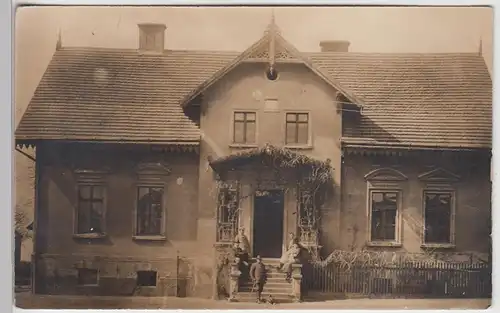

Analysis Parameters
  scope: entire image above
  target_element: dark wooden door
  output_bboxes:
[253,190,284,258]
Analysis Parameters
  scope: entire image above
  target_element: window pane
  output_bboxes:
[298,113,308,122]
[371,210,383,241]
[424,193,452,243]
[234,112,245,121]
[297,123,309,144]
[79,186,91,200]
[77,201,91,233]
[246,121,256,143]
[92,186,104,200]
[246,112,256,122]
[371,192,398,241]
[234,121,245,143]
[285,123,297,144]
[138,187,150,199]
[150,188,164,204]
[90,201,103,233]
[137,187,163,235]
[286,113,297,122]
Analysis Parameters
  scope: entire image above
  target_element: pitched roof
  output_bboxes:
[15,47,238,145]
[309,52,492,149]
[180,25,365,109]
[16,45,492,149]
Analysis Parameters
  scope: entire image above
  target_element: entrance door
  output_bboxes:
[253,190,284,258]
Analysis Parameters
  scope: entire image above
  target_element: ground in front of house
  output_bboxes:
[15,293,491,310]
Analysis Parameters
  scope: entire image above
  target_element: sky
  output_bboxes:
[14,6,493,124]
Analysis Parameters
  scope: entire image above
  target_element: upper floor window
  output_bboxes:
[423,192,453,244]
[233,112,256,144]
[285,112,309,145]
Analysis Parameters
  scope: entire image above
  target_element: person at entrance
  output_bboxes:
[233,227,250,280]
[249,255,267,303]
[277,233,301,282]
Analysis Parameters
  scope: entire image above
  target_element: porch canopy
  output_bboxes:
[208,144,333,185]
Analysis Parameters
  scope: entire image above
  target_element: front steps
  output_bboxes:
[234,258,296,303]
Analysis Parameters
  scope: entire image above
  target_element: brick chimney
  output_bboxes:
[319,40,350,52]
[138,23,166,53]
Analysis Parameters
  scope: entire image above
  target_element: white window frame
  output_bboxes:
[364,167,408,247]
[73,169,109,239]
[418,167,459,249]
[283,110,312,149]
[229,110,258,148]
[132,162,170,241]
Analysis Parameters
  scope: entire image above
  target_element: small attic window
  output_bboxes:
[266,65,279,81]
[138,24,166,53]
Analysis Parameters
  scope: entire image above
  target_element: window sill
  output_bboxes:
[73,233,107,240]
[421,243,456,249]
[284,145,313,150]
[229,144,258,149]
[133,235,166,241]
[366,241,402,248]
[214,242,233,248]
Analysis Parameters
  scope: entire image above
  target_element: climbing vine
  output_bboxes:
[209,144,333,262]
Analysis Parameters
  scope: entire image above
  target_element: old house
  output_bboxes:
[15,19,491,301]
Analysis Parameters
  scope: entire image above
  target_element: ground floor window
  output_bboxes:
[77,185,106,234]
[369,191,399,242]
[136,186,164,236]
[423,191,453,244]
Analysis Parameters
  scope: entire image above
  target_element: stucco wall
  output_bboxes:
[198,62,343,255]
[339,153,491,255]
[34,143,215,297]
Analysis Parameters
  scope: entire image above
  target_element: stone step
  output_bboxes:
[239,285,292,293]
[240,282,292,289]
[235,291,295,303]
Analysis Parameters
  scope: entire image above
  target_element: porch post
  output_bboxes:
[291,263,303,302]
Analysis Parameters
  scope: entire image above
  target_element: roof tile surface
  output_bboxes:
[16,47,492,149]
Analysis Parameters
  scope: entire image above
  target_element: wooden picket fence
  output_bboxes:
[302,261,491,298]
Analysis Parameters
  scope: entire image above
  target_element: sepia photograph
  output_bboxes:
[13,5,492,310]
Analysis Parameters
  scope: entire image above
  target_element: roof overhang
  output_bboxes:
[341,137,492,154]
[15,138,200,152]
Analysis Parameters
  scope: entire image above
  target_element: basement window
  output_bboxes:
[137,270,157,287]
[77,268,98,286]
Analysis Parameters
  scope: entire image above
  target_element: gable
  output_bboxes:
[417,167,460,182]
[180,24,364,110]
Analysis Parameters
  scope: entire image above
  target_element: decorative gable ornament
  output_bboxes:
[135,161,171,176]
[364,167,408,182]
[74,168,111,183]
[245,37,298,63]
[417,167,460,182]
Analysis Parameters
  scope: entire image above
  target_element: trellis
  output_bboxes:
[211,144,333,250]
